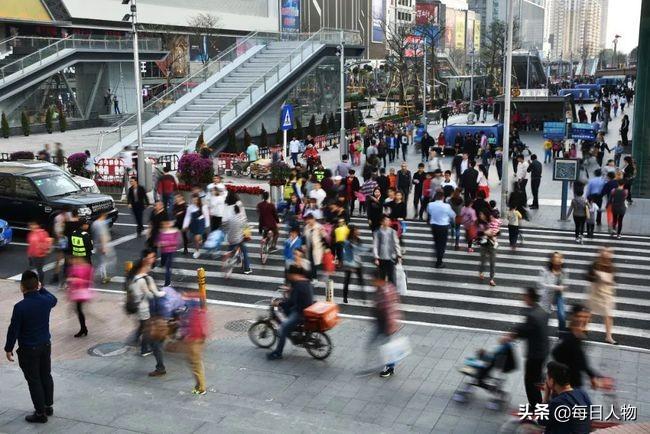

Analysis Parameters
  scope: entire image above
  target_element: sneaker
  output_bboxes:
[379,367,394,378]
[140,351,153,357]
[243,269,253,275]
[266,352,282,360]
[148,369,166,377]
[467,248,474,253]
[25,413,47,423]
[193,251,201,259]
[192,388,207,395]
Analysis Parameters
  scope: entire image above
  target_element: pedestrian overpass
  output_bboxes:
[97,29,363,159]
[0,35,166,121]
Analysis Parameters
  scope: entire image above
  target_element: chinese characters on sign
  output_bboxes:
[415,3,438,26]
[517,404,637,422]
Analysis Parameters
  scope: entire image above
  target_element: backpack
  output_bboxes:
[124,275,145,314]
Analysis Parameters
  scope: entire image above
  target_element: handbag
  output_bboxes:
[395,263,407,296]
[380,336,411,366]
[146,316,169,341]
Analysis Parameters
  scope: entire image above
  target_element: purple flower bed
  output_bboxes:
[178,152,214,185]
[67,152,88,177]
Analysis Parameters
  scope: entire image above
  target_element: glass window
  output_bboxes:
[0,176,14,196]
[15,177,40,199]
[32,173,80,197]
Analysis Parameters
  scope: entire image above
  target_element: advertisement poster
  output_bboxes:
[405,35,424,58]
[415,3,438,26]
[444,9,456,48]
[372,0,386,43]
[454,16,465,50]
[281,0,300,33]
[474,20,481,52]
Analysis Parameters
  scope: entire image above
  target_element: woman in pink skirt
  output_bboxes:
[67,257,93,337]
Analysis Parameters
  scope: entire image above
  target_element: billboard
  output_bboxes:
[0,0,52,21]
[405,35,424,58]
[444,8,456,48]
[415,3,438,26]
[281,0,300,33]
[474,20,481,52]
[372,0,386,43]
[454,13,465,50]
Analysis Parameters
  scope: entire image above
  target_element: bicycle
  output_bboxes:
[248,294,333,360]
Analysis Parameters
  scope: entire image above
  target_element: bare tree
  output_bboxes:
[142,25,189,90]
[480,20,521,92]
[187,13,221,64]
[382,21,419,107]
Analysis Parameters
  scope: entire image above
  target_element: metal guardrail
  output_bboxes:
[0,34,162,83]
[177,28,362,150]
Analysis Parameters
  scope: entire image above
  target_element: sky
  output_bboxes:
[606,0,641,53]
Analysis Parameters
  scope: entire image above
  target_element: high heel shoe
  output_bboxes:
[74,329,88,338]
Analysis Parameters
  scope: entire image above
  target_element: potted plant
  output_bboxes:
[178,152,214,194]
[269,160,290,204]
[1,112,9,139]
[45,108,53,134]
[21,112,30,136]
[58,108,67,132]
[68,152,91,178]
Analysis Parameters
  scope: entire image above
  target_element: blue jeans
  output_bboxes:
[161,252,174,286]
[229,242,251,272]
[555,292,567,331]
[273,311,302,356]
[544,149,552,163]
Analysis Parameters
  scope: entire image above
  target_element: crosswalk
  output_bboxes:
[106,216,650,350]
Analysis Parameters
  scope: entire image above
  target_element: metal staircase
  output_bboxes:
[98,29,362,159]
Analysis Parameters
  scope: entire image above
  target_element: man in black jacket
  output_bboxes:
[502,287,549,408]
[376,168,389,199]
[4,271,58,423]
[127,177,149,236]
[527,154,543,209]
[421,132,435,162]
[267,266,314,360]
[412,163,427,219]
[461,160,479,202]
[397,163,412,203]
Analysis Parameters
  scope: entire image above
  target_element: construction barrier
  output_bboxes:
[95,158,126,183]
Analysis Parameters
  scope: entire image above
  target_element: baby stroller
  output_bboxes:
[453,342,516,410]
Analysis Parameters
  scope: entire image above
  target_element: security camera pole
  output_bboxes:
[125,0,145,187]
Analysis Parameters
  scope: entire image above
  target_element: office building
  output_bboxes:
[388,0,416,31]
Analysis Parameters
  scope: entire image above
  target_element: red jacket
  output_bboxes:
[157,174,177,195]
[257,201,279,230]
[27,228,52,258]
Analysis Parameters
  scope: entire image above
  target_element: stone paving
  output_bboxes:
[0,280,649,433]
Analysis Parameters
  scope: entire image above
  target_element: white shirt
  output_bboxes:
[460,159,469,174]
[289,139,301,154]
[208,192,226,217]
[516,161,529,181]
[309,188,327,207]
[441,179,457,190]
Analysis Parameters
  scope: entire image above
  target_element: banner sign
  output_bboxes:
[281,0,300,33]
[543,122,566,140]
[571,123,597,141]
[415,3,438,25]
[372,0,386,43]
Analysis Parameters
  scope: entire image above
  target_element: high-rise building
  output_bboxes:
[548,0,603,61]
[599,0,609,49]
[467,0,545,51]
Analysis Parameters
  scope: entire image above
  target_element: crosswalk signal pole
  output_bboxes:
[500,0,515,217]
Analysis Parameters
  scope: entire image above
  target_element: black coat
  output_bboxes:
[127,185,149,208]
[461,168,479,190]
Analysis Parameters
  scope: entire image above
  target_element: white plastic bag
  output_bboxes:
[395,263,407,296]
[380,336,411,366]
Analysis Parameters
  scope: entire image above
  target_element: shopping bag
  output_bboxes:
[606,204,614,227]
[395,263,407,296]
[380,336,411,366]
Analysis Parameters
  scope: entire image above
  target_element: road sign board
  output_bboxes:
[571,123,597,141]
[543,122,565,140]
[280,105,294,131]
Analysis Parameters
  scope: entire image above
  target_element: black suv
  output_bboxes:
[0,161,118,229]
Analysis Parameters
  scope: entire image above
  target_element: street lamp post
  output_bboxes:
[469,50,474,112]
[422,40,427,127]
[500,0,515,216]
[124,0,145,187]
[338,36,346,160]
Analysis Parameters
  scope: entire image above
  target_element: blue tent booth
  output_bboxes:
[443,122,504,152]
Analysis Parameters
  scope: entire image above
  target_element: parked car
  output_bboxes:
[0,161,118,230]
[0,219,12,246]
